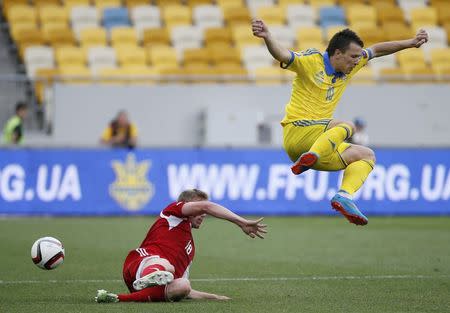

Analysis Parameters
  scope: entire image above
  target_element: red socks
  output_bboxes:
[118,286,166,302]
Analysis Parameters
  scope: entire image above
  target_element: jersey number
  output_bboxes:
[185,240,193,255]
[326,86,335,101]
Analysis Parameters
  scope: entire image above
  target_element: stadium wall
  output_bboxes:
[50,84,450,147]
[0,148,449,216]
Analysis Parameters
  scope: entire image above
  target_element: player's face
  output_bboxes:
[336,42,363,74]
[189,214,206,229]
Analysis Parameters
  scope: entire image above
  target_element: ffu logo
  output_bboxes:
[109,153,154,211]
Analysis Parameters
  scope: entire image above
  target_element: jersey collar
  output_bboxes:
[323,51,345,81]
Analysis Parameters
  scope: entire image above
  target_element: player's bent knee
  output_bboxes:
[167,278,191,302]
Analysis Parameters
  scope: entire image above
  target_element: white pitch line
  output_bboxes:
[0,275,449,285]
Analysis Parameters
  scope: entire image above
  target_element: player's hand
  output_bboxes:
[240,217,267,239]
[252,19,269,39]
[411,29,428,48]
[214,294,231,300]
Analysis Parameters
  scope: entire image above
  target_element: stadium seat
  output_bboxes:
[215,0,244,10]
[79,27,108,47]
[116,46,147,66]
[185,0,214,9]
[15,27,44,59]
[204,27,233,48]
[70,6,100,38]
[55,46,86,67]
[337,0,367,6]
[59,65,92,83]
[94,0,122,11]
[8,5,38,25]
[153,0,181,8]
[184,64,216,84]
[383,22,413,41]
[122,66,159,84]
[286,4,316,29]
[397,49,428,72]
[246,0,276,18]
[171,25,203,53]
[369,53,397,76]
[397,0,428,22]
[97,67,127,84]
[268,25,296,49]
[346,5,377,27]
[103,7,131,29]
[88,46,117,73]
[43,25,76,47]
[209,47,241,67]
[39,5,69,27]
[131,5,161,40]
[232,25,262,48]
[110,27,139,46]
[278,0,303,8]
[256,6,285,26]
[215,64,248,83]
[223,7,251,27]
[410,7,438,29]
[147,46,179,67]
[64,0,91,11]
[352,25,385,47]
[377,6,405,25]
[24,45,55,78]
[367,0,396,5]
[182,48,210,66]
[124,0,151,9]
[319,6,347,28]
[309,0,336,9]
[142,28,171,46]
[3,0,29,20]
[33,0,61,9]
[430,48,450,68]
[241,46,275,71]
[253,66,284,85]
[297,26,324,45]
[163,5,192,31]
[435,4,450,25]
[421,27,448,56]
[193,5,224,30]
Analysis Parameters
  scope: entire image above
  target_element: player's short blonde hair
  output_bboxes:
[177,189,209,202]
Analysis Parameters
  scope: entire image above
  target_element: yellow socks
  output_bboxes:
[309,123,353,157]
[340,159,375,195]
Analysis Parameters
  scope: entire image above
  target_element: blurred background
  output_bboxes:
[0,0,449,216]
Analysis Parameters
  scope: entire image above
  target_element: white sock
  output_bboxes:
[337,190,353,200]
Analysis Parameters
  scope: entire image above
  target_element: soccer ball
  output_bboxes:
[31,237,65,270]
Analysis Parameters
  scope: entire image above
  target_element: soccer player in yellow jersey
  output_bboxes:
[252,19,429,226]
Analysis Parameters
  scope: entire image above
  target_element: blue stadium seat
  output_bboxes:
[103,7,131,29]
[319,6,347,28]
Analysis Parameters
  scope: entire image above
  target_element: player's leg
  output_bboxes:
[330,144,375,226]
[133,256,175,291]
[291,119,355,175]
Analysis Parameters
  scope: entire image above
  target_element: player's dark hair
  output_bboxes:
[326,29,364,56]
[15,101,27,112]
[177,189,209,202]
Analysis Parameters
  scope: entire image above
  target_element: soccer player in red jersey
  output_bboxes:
[95,189,267,303]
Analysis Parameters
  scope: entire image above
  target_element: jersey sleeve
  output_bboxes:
[130,124,138,138]
[280,49,318,74]
[161,202,186,218]
[101,126,112,141]
[348,48,373,77]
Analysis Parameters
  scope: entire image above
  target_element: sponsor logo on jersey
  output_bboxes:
[109,153,154,211]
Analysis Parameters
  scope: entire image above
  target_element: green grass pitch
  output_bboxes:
[0,216,449,313]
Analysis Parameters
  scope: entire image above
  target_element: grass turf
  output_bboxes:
[0,216,449,313]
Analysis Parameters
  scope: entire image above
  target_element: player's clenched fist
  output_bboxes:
[412,29,429,48]
[252,19,269,39]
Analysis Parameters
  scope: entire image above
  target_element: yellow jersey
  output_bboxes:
[280,48,373,125]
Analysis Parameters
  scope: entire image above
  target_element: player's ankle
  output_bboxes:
[337,190,353,200]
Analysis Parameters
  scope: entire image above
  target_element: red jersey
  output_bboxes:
[125,202,195,281]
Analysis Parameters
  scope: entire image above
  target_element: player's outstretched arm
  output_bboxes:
[252,19,291,64]
[369,29,429,58]
[187,289,230,300]
[182,201,267,239]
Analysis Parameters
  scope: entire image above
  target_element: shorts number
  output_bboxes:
[326,86,334,101]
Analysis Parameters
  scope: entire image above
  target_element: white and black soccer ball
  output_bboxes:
[31,237,65,270]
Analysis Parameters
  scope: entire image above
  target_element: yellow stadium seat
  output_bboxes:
[383,23,413,41]
[278,0,303,9]
[8,5,38,24]
[110,27,139,46]
[16,29,46,60]
[142,28,171,46]
[153,0,181,8]
[116,46,147,66]
[296,26,323,43]
[215,64,248,83]
[367,0,396,5]
[59,65,92,84]
[216,0,244,10]
[183,48,210,67]
[183,64,216,84]
[435,4,450,25]
[377,6,405,25]
[39,5,68,27]
[98,67,127,85]
[253,66,284,85]
[43,25,76,47]
[123,66,159,84]
[63,0,91,10]
[349,66,375,84]
[34,0,62,9]
[185,0,214,9]
[398,49,427,70]
[346,5,377,26]
[351,25,385,47]
[232,25,261,47]
[410,7,438,29]
[325,26,348,42]
[162,5,191,30]
[94,0,121,11]
[208,47,241,67]
[204,27,232,47]
[79,27,107,47]
[124,0,151,9]
[3,0,29,20]
[55,46,86,67]
[309,0,335,8]
[147,46,178,67]
[223,7,251,27]
[338,0,366,5]
[430,48,450,66]
[34,68,59,104]
[257,6,285,25]
[432,64,450,81]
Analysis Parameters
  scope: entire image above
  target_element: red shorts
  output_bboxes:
[122,246,166,292]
